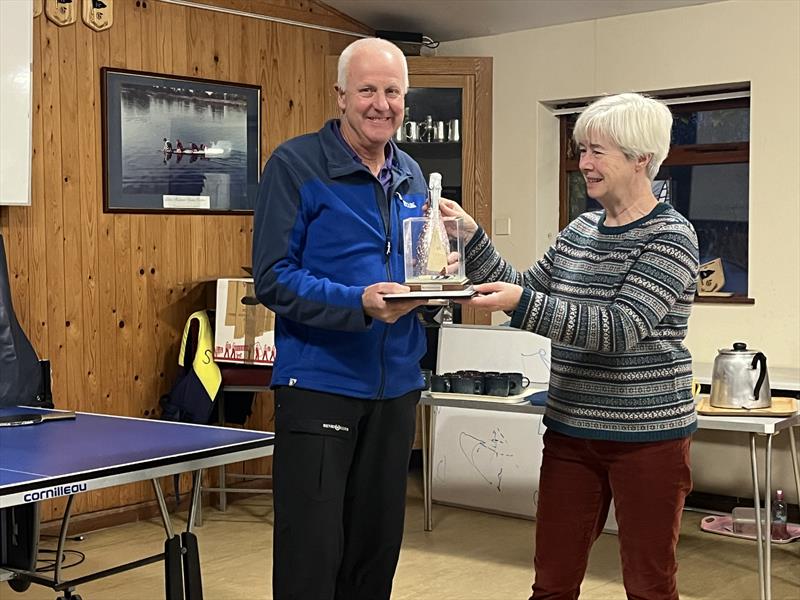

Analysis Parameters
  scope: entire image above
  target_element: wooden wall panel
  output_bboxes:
[0,0,369,523]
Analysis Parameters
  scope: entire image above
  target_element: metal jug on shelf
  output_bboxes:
[432,120,446,142]
[709,342,771,409]
[395,106,410,142]
[447,119,460,142]
[419,115,435,142]
[404,121,419,142]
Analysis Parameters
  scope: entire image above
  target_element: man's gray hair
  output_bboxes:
[337,37,409,93]
[573,93,672,181]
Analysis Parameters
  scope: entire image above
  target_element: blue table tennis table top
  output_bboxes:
[0,407,274,507]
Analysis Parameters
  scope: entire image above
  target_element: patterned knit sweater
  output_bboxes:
[465,203,700,441]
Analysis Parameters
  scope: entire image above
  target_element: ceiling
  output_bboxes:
[324,0,720,43]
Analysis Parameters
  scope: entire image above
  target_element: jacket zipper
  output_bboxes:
[374,168,411,400]
[375,180,393,400]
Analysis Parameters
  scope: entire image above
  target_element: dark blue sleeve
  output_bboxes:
[251,153,370,332]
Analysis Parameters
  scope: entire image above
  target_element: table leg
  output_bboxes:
[420,402,431,532]
[750,434,766,600]
[186,470,202,535]
[164,536,184,600]
[154,479,183,600]
[426,404,435,532]
[217,394,227,513]
[183,471,204,599]
[763,434,773,600]
[789,427,800,510]
[53,495,76,587]
[181,530,203,600]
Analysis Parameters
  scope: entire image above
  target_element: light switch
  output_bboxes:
[494,217,511,236]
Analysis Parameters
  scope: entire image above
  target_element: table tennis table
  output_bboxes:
[0,407,274,599]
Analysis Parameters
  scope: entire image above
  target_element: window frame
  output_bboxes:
[557,95,753,304]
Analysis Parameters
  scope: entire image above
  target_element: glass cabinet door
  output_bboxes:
[397,87,463,203]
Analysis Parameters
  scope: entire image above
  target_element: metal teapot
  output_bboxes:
[709,342,771,409]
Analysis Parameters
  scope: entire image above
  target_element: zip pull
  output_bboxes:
[385,239,391,257]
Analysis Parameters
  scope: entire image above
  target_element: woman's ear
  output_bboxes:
[636,154,652,173]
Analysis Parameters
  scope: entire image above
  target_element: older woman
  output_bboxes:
[440,92,699,600]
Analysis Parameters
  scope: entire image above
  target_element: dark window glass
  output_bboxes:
[560,96,750,299]
[671,108,749,145]
[656,163,749,295]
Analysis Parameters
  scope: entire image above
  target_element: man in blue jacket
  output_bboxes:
[253,37,430,600]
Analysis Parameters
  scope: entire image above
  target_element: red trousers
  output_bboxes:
[530,429,692,600]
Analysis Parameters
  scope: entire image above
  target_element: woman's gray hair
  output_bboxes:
[337,37,409,93]
[573,93,672,180]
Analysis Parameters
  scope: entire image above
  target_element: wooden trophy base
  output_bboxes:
[405,275,470,292]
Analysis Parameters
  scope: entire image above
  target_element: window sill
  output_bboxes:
[695,295,755,305]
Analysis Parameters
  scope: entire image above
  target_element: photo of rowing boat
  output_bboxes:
[102,68,260,213]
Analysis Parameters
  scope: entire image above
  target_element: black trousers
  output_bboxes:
[272,386,420,600]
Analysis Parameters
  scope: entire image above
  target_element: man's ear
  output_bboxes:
[636,154,651,173]
[335,84,346,112]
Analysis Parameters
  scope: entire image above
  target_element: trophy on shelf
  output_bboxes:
[386,173,474,301]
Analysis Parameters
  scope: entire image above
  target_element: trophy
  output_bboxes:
[401,173,472,295]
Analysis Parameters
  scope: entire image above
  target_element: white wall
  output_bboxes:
[441,0,800,371]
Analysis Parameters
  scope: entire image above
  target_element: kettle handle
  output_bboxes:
[751,352,767,399]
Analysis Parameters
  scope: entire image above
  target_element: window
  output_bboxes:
[558,93,752,303]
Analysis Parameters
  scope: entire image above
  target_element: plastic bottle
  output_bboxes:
[771,489,789,541]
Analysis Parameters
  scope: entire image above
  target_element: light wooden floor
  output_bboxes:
[9,474,799,599]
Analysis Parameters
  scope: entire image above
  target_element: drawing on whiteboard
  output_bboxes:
[435,455,447,483]
[520,348,551,384]
[458,428,518,492]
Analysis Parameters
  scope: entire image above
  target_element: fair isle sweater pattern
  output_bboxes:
[465,204,700,441]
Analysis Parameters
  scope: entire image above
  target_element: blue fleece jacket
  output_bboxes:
[252,120,428,399]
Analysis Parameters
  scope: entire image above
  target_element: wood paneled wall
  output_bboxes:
[0,0,369,523]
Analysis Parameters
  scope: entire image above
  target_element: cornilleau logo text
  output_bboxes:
[322,423,349,432]
[24,483,87,502]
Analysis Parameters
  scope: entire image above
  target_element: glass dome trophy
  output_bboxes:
[386,173,474,301]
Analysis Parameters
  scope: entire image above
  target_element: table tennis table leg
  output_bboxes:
[164,535,183,600]
[182,470,204,599]
[153,478,185,600]
[181,531,203,599]
[54,495,76,587]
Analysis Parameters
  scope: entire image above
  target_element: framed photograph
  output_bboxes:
[101,68,261,213]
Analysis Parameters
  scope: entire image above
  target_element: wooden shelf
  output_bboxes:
[694,295,755,304]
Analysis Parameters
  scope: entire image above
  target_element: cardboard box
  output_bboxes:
[214,278,276,365]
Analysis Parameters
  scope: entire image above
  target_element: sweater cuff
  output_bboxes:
[464,226,486,254]
[510,287,534,329]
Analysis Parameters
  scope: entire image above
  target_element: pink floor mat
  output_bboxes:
[700,515,800,544]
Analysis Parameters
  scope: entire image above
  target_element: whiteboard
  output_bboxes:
[0,0,33,206]
[429,325,619,532]
[431,325,550,517]
[432,405,545,517]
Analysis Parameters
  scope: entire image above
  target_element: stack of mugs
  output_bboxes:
[421,369,530,397]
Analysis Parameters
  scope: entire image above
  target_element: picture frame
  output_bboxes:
[101,68,261,214]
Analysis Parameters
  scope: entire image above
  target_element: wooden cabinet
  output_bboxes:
[324,55,493,327]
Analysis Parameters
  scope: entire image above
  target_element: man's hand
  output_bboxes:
[362,282,428,323]
[456,281,524,312]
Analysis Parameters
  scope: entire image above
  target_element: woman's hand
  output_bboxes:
[445,251,461,275]
[459,281,523,312]
[438,198,479,244]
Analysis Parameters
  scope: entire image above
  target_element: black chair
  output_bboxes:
[195,362,273,526]
[173,317,273,526]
